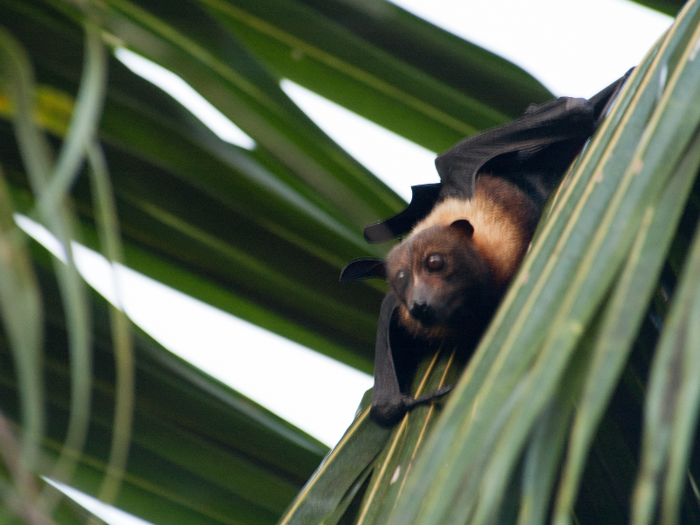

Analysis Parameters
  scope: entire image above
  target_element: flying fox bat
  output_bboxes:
[341,72,630,426]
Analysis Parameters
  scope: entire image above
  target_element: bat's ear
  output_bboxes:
[340,258,386,282]
[450,219,474,238]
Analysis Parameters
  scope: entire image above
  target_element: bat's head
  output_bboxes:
[386,220,497,337]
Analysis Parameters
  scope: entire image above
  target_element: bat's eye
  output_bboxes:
[425,254,445,272]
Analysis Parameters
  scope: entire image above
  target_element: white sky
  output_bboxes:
[115,48,256,149]
[28,1,672,523]
[391,0,671,98]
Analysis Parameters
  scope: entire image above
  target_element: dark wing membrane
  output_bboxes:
[370,292,406,426]
[363,184,441,243]
[435,96,595,201]
[437,69,633,203]
[362,71,631,243]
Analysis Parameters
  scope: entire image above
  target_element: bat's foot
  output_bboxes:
[404,384,454,410]
[371,385,454,427]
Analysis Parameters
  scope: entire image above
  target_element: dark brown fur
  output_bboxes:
[385,175,540,339]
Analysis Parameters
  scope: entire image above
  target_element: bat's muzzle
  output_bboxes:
[409,300,438,326]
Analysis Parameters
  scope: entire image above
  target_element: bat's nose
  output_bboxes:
[409,301,436,325]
